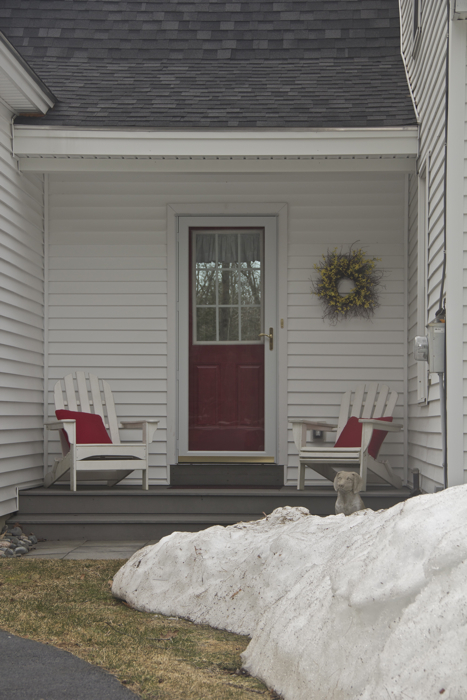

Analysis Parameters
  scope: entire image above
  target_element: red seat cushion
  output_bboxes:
[334,415,393,459]
[55,410,112,445]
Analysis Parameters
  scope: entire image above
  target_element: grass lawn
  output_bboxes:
[0,559,280,700]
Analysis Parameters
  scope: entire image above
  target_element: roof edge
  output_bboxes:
[14,125,418,134]
[0,32,55,114]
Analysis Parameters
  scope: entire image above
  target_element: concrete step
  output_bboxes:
[11,485,412,540]
[10,513,263,541]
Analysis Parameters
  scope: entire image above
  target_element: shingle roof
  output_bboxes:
[1,0,417,128]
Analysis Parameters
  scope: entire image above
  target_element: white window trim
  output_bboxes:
[178,216,277,460]
[166,202,288,476]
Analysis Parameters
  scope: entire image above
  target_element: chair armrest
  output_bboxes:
[289,419,337,451]
[289,419,337,430]
[45,419,76,431]
[359,419,403,432]
[45,419,76,444]
[359,419,402,453]
[120,420,159,428]
[120,420,159,443]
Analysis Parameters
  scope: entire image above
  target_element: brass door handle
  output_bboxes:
[259,328,274,350]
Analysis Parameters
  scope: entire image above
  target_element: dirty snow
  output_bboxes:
[112,486,467,700]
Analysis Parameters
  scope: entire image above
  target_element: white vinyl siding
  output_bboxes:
[400,0,448,490]
[286,172,406,484]
[46,170,407,486]
[0,102,44,516]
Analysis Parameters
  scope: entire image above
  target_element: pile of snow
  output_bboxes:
[112,487,467,700]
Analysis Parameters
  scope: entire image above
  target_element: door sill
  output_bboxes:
[178,456,276,463]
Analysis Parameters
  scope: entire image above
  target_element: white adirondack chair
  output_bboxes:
[289,383,403,491]
[44,372,159,491]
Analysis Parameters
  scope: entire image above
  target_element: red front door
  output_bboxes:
[189,228,265,451]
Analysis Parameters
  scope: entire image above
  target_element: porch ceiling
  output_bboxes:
[15,126,418,173]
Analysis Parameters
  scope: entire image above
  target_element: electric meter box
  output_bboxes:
[426,320,445,373]
[414,335,428,362]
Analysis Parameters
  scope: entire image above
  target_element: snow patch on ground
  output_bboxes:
[112,487,467,700]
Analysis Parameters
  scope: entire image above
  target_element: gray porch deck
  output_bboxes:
[11,483,412,541]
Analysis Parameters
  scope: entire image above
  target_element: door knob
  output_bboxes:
[258,328,274,350]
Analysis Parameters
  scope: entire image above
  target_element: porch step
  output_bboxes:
[170,463,284,487]
[10,485,412,541]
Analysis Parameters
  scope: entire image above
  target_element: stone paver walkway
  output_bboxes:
[25,539,157,559]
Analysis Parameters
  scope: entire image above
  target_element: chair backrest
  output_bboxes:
[335,383,398,441]
[53,372,121,444]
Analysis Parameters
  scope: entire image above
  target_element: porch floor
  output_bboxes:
[10,484,412,541]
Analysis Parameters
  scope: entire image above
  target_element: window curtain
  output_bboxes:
[195,231,261,265]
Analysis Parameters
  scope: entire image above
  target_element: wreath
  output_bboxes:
[312,246,383,323]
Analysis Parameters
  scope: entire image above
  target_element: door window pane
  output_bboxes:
[196,266,217,305]
[193,228,263,343]
[197,307,216,341]
[196,234,216,264]
[218,270,238,305]
[240,268,261,305]
[218,233,238,264]
[241,307,261,341]
[219,307,239,341]
[240,232,261,267]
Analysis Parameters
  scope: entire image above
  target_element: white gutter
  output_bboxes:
[14,126,419,159]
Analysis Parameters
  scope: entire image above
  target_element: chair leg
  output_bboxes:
[70,465,77,491]
[143,466,149,490]
[360,452,368,491]
[297,462,306,490]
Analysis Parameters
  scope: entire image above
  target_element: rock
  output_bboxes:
[14,547,28,555]
[0,551,5,557]
[9,537,19,545]
[10,527,22,537]
[4,549,14,557]
[113,487,467,700]
[29,535,38,544]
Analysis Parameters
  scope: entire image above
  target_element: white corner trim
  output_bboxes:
[14,127,419,159]
[43,173,49,482]
[445,17,466,487]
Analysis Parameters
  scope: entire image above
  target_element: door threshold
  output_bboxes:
[177,456,276,463]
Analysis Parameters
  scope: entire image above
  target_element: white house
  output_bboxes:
[400,0,467,493]
[1,1,442,530]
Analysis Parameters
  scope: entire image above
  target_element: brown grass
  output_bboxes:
[0,559,280,700]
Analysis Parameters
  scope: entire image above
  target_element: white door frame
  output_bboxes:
[178,215,276,459]
[166,203,288,470]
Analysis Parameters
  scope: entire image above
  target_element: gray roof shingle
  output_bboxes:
[1,0,417,128]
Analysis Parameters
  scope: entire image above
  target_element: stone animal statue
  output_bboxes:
[334,471,366,516]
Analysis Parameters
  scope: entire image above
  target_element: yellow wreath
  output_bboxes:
[312,247,383,323]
